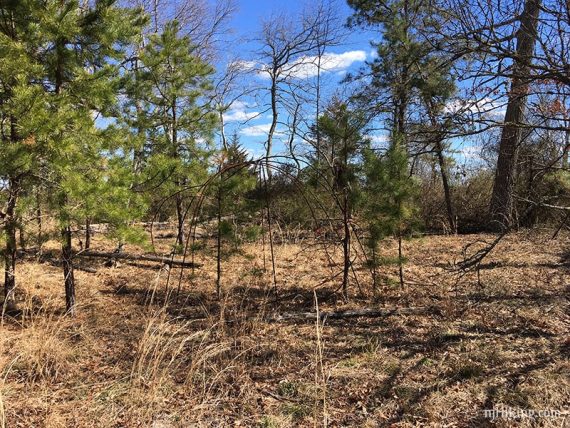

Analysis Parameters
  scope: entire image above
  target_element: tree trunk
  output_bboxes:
[560,123,570,169]
[266,72,278,180]
[315,52,323,164]
[170,95,185,251]
[263,171,277,290]
[342,192,350,300]
[62,225,76,315]
[175,192,185,250]
[85,217,91,250]
[270,306,433,322]
[36,189,42,249]
[54,37,76,314]
[216,171,223,299]
[18,221,26,251]
[371,245,378,298]
[489,0,541,230]
[3,180,20,309]
[398,233,404,289]
[435,139,456,233]
[76,250,201,267]
[262,78,278,290]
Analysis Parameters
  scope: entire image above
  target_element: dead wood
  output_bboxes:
[268,306,436,322]
[75,251,201,268]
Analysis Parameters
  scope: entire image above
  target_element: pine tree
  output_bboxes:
[36,0,144,314]
[348,0,437,141]
[315,100,368,299]
[363,135,419,290]
[121,20,217,252]
[214,132,256,298]
[349,0,433,290]
[0,0,54,310]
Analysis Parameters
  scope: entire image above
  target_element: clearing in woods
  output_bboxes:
[0,230,568,427]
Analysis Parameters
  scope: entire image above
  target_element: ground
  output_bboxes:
[0,229,568,427]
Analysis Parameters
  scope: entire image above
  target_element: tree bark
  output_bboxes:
[435,139,456,233]
[171,97,186,251]
[216,169,223,299]
[266,69,278,180]
[175,192,185,250]
[339,131,352,300]
[263,170,277,290]
[36,189,42,249]
[54,36,76,314]
[342,191,350,300]
[62,225,76,315]
[489,0,541,230]
[4,179,20,309]
[85,217,91,250]
[371,245,378,297]
[18,221,25,251]
[398,233,404,288]
[76,250,201,268]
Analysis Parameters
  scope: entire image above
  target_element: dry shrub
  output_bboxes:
[8,302,74,383]
[129,308,237,392]
[183,313,257,405]
[0,382,5,428]
[128,299,267,423]
[453,169,494,232]
[14,323,72,382]
[130,309,203,390]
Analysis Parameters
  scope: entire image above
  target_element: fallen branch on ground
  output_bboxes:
[75,251,201,268]
[457,230,508,271]
[74,265,98,273]
[268,306,436,322]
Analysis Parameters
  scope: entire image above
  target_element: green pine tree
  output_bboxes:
[36,0,144,314]
[363,135,419,291]
[213,132,257,298]
[349,0,437,290]
[0,0,47,310]
[121,20,217,252]
[314,100,368,299]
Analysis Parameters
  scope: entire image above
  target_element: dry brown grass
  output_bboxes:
[0,229,568,427]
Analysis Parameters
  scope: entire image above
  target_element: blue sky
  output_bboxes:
[229,0,370,48]
[215,0,496,167]
[102,0,488,166]
[216,0,378,158]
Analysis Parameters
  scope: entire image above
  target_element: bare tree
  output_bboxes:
[211,60,256,297]
[242,1,344,290]
[440,0,570,229]
[256,1,343,178]
[122,0,236,61]
[489,0,541,230]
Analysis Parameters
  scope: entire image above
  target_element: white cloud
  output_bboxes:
[229,100,248,110]
[238,50,367,80]
[232,60,258,73]
[459,145,483,161]
[444,97,506,119]
[368,134,389,145]
[223,110,259,122]
[240,123,285,138]
[222,100,259,123]
[284,50,367,79]
[240,123,273,137]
